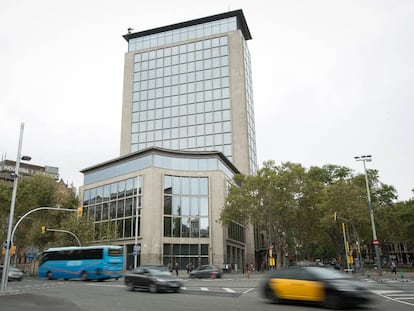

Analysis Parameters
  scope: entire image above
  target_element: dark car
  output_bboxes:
[0,265,24,281]
[189,264,223,279]
[124,267,182,293]
[260,266,373,309]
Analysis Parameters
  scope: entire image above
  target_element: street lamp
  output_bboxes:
[354,155,382,275]
[1,123,31,292]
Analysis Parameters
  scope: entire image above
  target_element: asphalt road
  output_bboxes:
[1,272,414,311]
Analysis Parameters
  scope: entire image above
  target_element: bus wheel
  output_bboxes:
[81,272,88,281]
[47,271,53,280]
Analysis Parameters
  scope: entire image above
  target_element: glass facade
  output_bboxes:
[127,17,238,52]
[82,176,142,241]
[130,35,233,161]
[163,243,209,269]
[163,175,210,269]
[163,175,209,238]
[243,40,257,174]
[83,152,235,185]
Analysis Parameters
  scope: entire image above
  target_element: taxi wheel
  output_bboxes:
[265,285,280,304]
[47,271,53,280]
[324,293,341,309]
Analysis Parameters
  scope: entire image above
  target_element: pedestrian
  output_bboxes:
[175,262,179,276]
[391,260,397,279]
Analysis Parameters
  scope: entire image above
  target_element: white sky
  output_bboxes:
[1,0,413,201]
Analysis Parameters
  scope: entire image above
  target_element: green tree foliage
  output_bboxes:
[0,174,107,255]
[221,161,408,266]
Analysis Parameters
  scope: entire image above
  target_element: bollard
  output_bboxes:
[366,270,370,278]
[400,271,404,279]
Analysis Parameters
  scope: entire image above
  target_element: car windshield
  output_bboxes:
[305,267,351,279]
[149,269,173,276]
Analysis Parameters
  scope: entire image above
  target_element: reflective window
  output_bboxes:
[163,175,209,238]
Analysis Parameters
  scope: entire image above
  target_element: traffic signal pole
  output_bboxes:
[1,206,78,292]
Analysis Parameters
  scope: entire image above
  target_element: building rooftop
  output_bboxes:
[122,9,252,42]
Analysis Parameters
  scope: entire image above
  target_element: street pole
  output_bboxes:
[45,229,81,247]
[1,123,24,292]
[134,192,139,269]
[2,206,78,292]
[355,155,382,275]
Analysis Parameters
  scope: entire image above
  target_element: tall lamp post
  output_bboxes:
[354,155,382,275]
[1,123,31,292]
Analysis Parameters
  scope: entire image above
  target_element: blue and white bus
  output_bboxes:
[38,245,124,281]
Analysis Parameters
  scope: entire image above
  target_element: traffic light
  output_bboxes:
[41,225,46,234]
[77,207,83,218]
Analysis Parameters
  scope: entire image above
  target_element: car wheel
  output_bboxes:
[126,282,135,291]
[81,271,88,281]
[47,271,53,280]
[149,283,158,293]
[174,288,181,293]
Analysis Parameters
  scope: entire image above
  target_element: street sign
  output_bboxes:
[133,250,137,256]
[373,240,379,245]
[28,254,34,262]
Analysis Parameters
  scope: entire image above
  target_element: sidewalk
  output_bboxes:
[355,269,414,282]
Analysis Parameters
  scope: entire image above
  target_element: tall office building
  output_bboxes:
[81,10,257,270]
[120,10,256,175]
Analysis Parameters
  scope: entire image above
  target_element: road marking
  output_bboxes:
[200,287,208,291]
[243,288,255,294]
[371,290,414,307]
[223,288,235,293]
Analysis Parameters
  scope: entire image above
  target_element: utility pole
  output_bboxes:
[355,155,382,275]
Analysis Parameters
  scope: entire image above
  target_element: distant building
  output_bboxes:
[0,159,59,182]
[80,9,257,270]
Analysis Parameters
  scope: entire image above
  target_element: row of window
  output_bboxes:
[133,37,229,61]
[93,219,139,241]
[133,74,229,93]
[86,199,141,222]
[132,107,231,124]
[132,119,231,137]
[134,50,228,72]
[132,133,232,150]
[164,216,209,238]
[132,142,232,160]
[132,97,230,113]
[133,66,229,86]
[83,177,141,206]
[83,154,233,186]
[164,196,208,216]
[163,243,209,256]
[132,84,230,102]
[164,175,208,195]
[128,21,234,52]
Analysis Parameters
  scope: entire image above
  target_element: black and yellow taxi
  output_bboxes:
[260,265,372,309]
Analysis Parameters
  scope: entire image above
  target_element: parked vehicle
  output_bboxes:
[0,265,24,281]
[260,265,372,309]
[124,266,182,293]
[189,264,223,279]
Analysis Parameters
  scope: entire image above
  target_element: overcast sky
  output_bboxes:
[1,0,413,201]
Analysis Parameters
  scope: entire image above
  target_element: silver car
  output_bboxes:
[0,265,24,281]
